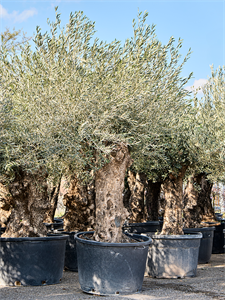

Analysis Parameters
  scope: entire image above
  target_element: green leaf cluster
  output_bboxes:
[0,9,197,182]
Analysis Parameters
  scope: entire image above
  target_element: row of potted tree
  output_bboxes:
[0,8,225,295]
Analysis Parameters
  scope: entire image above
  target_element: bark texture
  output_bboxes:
[93,143,133,243]
[0,182,12,228]
[146,180,162,221]
[63,175,95,232]
[183,173,215,228]
[2,168,50,238]
[44,177,62,223]
[127,171,147,223]
[161,166,187,235]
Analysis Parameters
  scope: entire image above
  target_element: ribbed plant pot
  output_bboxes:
[123,221,161,235]
[0,234,68,286]
[146,232,202,278]
[75,231,152,296]
[215,213,223,221]
[56,229,78,272]
[44,218,64,232]
[0,227,6,236]
[184,227,215,263]
[212,220,225,254]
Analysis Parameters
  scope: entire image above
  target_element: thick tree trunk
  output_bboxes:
[0,182,12,228]
[62,175,95,232]
[127,171,147,223]
[183,173,215,228]
[145,180,162,221]
[123,185,131,211]
[44,176,62,223]
[161,166,187,235]
[93,143,133,243]
[183,174,202,228]
[199,175,215,222]
[2,168,50,238]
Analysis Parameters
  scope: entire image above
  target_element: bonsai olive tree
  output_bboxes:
[1,9,193,241]
[0,9,98,237]
[126,52,194,234]
[0,28,33,230]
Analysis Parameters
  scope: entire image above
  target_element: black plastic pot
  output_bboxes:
[212,220,225,254]
[146,232,202,278]
[0,234,68,286]
[123,221,161,235]
[183,227,215,264]
[0,227,6,236]
[56,229,78,272]
[215,213,223,221]
[44,218,64,232]
[75,231,152,295]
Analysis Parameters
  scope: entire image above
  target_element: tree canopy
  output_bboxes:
[0,8,206,187]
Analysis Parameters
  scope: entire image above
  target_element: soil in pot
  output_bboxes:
[183,227,215,263]
[75,231,152,295]
[146,232,202,278]
[0,234,68,286]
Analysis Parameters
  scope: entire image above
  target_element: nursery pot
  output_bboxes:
[75,231,152,296]
[0,234,68,286]
[123,221,161,235]
[183,227,215,264]
[212,220,225,254]
[215,213,223,221]
[56,229,78,272]
[0,227,6,236]
[44,218,64,232]
[146,232,202,278]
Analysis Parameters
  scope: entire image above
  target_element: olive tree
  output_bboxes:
[184,65,225,227]
[0,9,98,237]
[1,9,193,240]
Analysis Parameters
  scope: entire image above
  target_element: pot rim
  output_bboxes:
[55,229,78,235]
[75,231,152,247]
[184,227,216,231]
[150,232,203,240]
[0,234,68,242]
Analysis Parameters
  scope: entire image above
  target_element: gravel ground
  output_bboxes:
[0,254,224,300]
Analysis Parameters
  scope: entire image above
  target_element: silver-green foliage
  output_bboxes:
[193,65,225,182]
[0,8,193,182]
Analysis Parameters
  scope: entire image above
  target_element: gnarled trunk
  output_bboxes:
[145,180,162,221]
[0,182,12,228]
[2,168,50,238]
[44,176,62,223]
[63,175,95,232]
[161,166,187,235]
[127,171,147,223]
[199,175,215,222]
[183,173,215,228]
[93,143,133,243]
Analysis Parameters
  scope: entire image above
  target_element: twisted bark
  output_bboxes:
[183,173,215,228]
[161,166,187,235]
[63,175,95,232]
[0,182,12,228]
[2,168,50,238]
[93,143,132,243]
[127,171,147,223]
[145,180,162,221]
